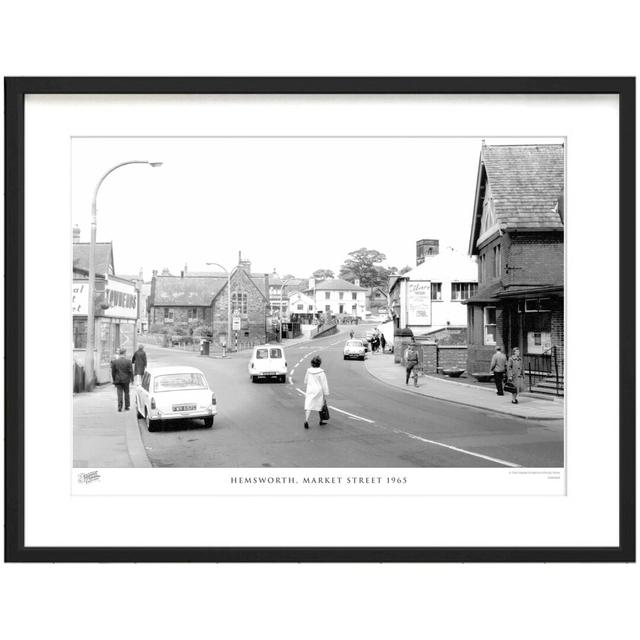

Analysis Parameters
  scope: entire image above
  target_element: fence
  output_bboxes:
[524,346,564,395]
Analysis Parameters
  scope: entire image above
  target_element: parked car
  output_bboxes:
[344,339,366,360]
[135,366,216,431]
[248,345,288,383]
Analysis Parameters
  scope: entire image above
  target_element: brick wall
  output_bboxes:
[505,231,564,286]
[437,346,467,370]
[415,338,437,374]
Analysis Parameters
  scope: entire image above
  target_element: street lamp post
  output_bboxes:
[206,262,232,355]
[84,160,162,390]
[279,277,291,341]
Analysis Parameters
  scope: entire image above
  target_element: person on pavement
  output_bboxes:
[506,347,525,404]
[489,345,507,396]
[111,347,133,412]
[131,344,147,386]
[303,355,330,429]
[405,343,420,386]
[380,333,387,353]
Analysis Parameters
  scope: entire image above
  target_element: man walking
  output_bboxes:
[405,343,420,386]
[489,345,507,396]
[111,347,133,411]
[132,344,147,386]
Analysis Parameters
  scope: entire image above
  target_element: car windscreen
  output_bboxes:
[153,373,208,392]
[269,348,283,358]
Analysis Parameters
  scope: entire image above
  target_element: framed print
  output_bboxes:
[4,77,635,562]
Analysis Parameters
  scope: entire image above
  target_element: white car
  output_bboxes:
[135,366,217,431]
[248,345,288,383]
[343,339,366,360]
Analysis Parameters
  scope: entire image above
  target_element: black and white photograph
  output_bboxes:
[71,136,566,475]
[6,78,633,562]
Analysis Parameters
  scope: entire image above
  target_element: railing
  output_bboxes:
[524,346,564,395]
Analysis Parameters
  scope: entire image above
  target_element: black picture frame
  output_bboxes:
[4,77,635,563]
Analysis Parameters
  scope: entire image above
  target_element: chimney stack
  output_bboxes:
[73,225,81,243]
[416,239,439,266]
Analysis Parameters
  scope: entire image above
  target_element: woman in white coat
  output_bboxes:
[304,355,330,429]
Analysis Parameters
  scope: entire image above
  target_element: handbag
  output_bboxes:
[503,380,517,394]
[319,400,330,422]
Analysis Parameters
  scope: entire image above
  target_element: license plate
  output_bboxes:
[173,404,196,412]
[262,372,276,376]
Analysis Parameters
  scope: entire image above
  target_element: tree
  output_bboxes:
[311,269,334,280]
[339,248,387,288]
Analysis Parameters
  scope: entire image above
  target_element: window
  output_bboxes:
[73,318,87,348]
[451,282,478,301]
[493,244,501,278]
[269,348,282,358]
[296,303,303,310]
[339,292,344,300]
[431,283,442,301]
[308,305,313,311]
[525,298,551,313]
[255,348,269,359]
[352,293,357,300]
[187,308,198,321]
[480,183,496,235]
[154,372,207,392]
[484,306,497,345]
[231,292,248,314]
[163,307,174,323]
[478,254,486,282]
[325,292,330,300]
[325,305,331,312]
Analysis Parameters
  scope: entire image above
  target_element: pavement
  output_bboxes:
[364,351,565,420]
[73,382,151,468]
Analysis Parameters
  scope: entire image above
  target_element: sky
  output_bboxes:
[71,136,561,280]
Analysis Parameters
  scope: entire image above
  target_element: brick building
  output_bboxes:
[148,259,270,346]
[464,143,564,386]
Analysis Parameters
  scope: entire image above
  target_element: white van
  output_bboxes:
[248,345,288,383]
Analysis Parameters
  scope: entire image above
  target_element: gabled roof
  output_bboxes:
[73,242,114,275]
[308,278,367,292]
[152,275,227,306]
[469,144,564,253]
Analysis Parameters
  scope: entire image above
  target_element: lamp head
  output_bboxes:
[149,162,163,167]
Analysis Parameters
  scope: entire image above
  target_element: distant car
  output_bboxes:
[135,366,216,431]
[344,339,366,360]
[248,345,288,383]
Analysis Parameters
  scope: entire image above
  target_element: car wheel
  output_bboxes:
[145,411,156,432]
[203,416,214,428]
[281,374,287,383]
[251,376,257,383]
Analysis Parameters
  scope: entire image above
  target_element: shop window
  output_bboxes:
[484,306,497,345]
[451,282,478,301]
[73,318,87,349]
[431,283,442,301]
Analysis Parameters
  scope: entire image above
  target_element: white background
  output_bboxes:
[1,2,638,640]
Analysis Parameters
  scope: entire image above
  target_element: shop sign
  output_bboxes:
[72,281,88,315]
[103,277,137,319]
[407,280,431,325]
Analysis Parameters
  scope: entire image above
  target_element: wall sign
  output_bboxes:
[407,280,432,325]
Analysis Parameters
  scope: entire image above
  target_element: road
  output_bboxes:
[135,328,563,468]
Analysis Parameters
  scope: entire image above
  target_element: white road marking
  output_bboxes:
[393,429,521,468]
[328,406,375,423]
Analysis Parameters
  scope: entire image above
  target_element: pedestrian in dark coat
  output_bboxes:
[405,343,419,386]
[506,347,525,404]
[132,344,147,386]
[111,347,133,411]
[489,346,507,396]
[380,333,387,352]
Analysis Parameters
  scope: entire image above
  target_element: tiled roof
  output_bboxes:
[152,276,227,306]
[311,278,367,292]
[73,242,114,275]
[483,144,564,230]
